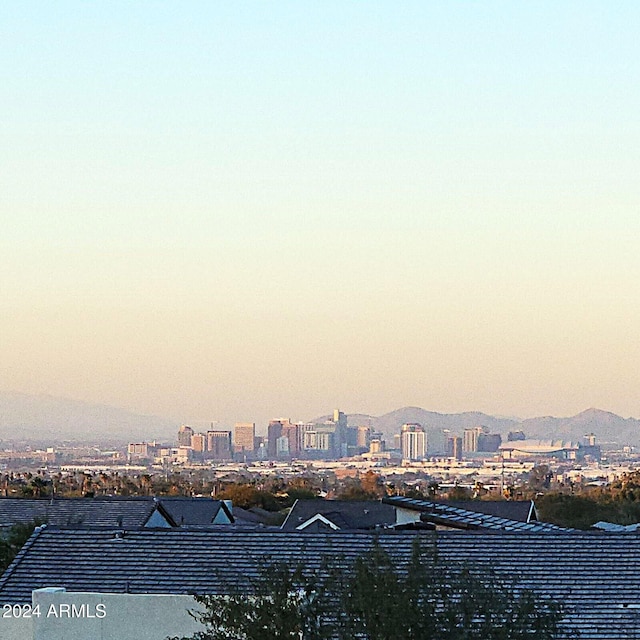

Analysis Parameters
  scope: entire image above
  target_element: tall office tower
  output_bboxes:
[207,430,232,460]
[128,442,156,460]
[463,426,487,453]
[303,430,318,450]
[369,438,385,454]
[303,428,333,456]
[282,422,300,457]
[295,422,315,455]
[357,426,371,449]
[401,423,426,461]
[267,419,290,459]
[346,426,358,451]
[477,433,502,452]
[276,435,290,457]
[234,422,256,454]
[177,425,194,447]
[332,409,348,458]
[447,436,463,461]
[190,433,206,453]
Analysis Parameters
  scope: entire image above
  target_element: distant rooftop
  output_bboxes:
[383,496,569,532]
[281,499,395,531]
[436,499,537,523]
[499,439,579,453]
[0,496,233,529]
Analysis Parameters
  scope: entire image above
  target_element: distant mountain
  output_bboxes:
[313,407,518,452]
[0,391,177,445]
[317,406,640,448]
[2,393,639,448]
[371,407,518,442]
[520,408,640,446]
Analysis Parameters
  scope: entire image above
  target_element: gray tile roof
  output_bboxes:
[0,497,236,529]
[383,496,568,532]
[47,498,161,528]
[437,499,536,522]
[592,520,640,532]
[0,497,160,529]
[155,498,232,526]
[0,499,49,529]
[281,499,396,531]
[1,527,639,638]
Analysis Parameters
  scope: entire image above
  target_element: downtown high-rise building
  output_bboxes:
[207,430,232,460]
[177,425,194,447]
[401,423,426,461]
[356,426,371,450]
[267,419,291,459]
[190,433,206,453]
[234,422,256,455]
[282,422,302,457]
[463,426,485,453]
[447,435,463,460]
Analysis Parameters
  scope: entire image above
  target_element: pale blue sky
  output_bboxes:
[1,2,639,427]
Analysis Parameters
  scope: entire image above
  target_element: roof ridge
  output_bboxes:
[279,498,299,530]
[0,524,46,590]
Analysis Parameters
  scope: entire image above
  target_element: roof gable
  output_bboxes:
[156,498,233,526]
[295,513,340,531]
[282,499,395,531]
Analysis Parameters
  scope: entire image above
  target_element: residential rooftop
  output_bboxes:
[281,499,396,531]
[0,496,233,529]
[384,496,569,532]
[1,527,639,638]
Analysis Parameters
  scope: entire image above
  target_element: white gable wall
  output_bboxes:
[25,591,204,640]
[394,506,421,526]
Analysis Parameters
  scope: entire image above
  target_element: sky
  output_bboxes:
[1,2,640,428]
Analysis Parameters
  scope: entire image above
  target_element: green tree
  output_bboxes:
[0,520,43,572]
[217,483,280,511]
[170,560,339,640]
[445,485,473,501]
[340,539,564,640]
[170,538,566,640]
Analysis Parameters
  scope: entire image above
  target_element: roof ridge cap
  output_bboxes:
[0,524,47,590]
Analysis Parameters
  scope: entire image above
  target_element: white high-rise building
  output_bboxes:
[401,423,426,461]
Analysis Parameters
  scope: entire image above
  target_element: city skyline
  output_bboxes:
[2,3,640,430]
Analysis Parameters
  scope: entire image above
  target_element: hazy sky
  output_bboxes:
[2,2,640,428]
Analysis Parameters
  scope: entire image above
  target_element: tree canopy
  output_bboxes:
[0,520,42,572]
[169,538,565,640]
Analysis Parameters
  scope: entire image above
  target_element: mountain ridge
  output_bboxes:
[1,391,639,447]
[0,390,177,444]
[319,406,640,448]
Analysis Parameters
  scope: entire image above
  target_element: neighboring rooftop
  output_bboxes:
[592,520,640,533]
[0,499,49,530]
[154,497,233,526]
[1,527,640,638]
[436,499,537,523]
[281,499,396,531]
[383,496,569,532]
[0,497,163,529]
[0,496,234,529]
